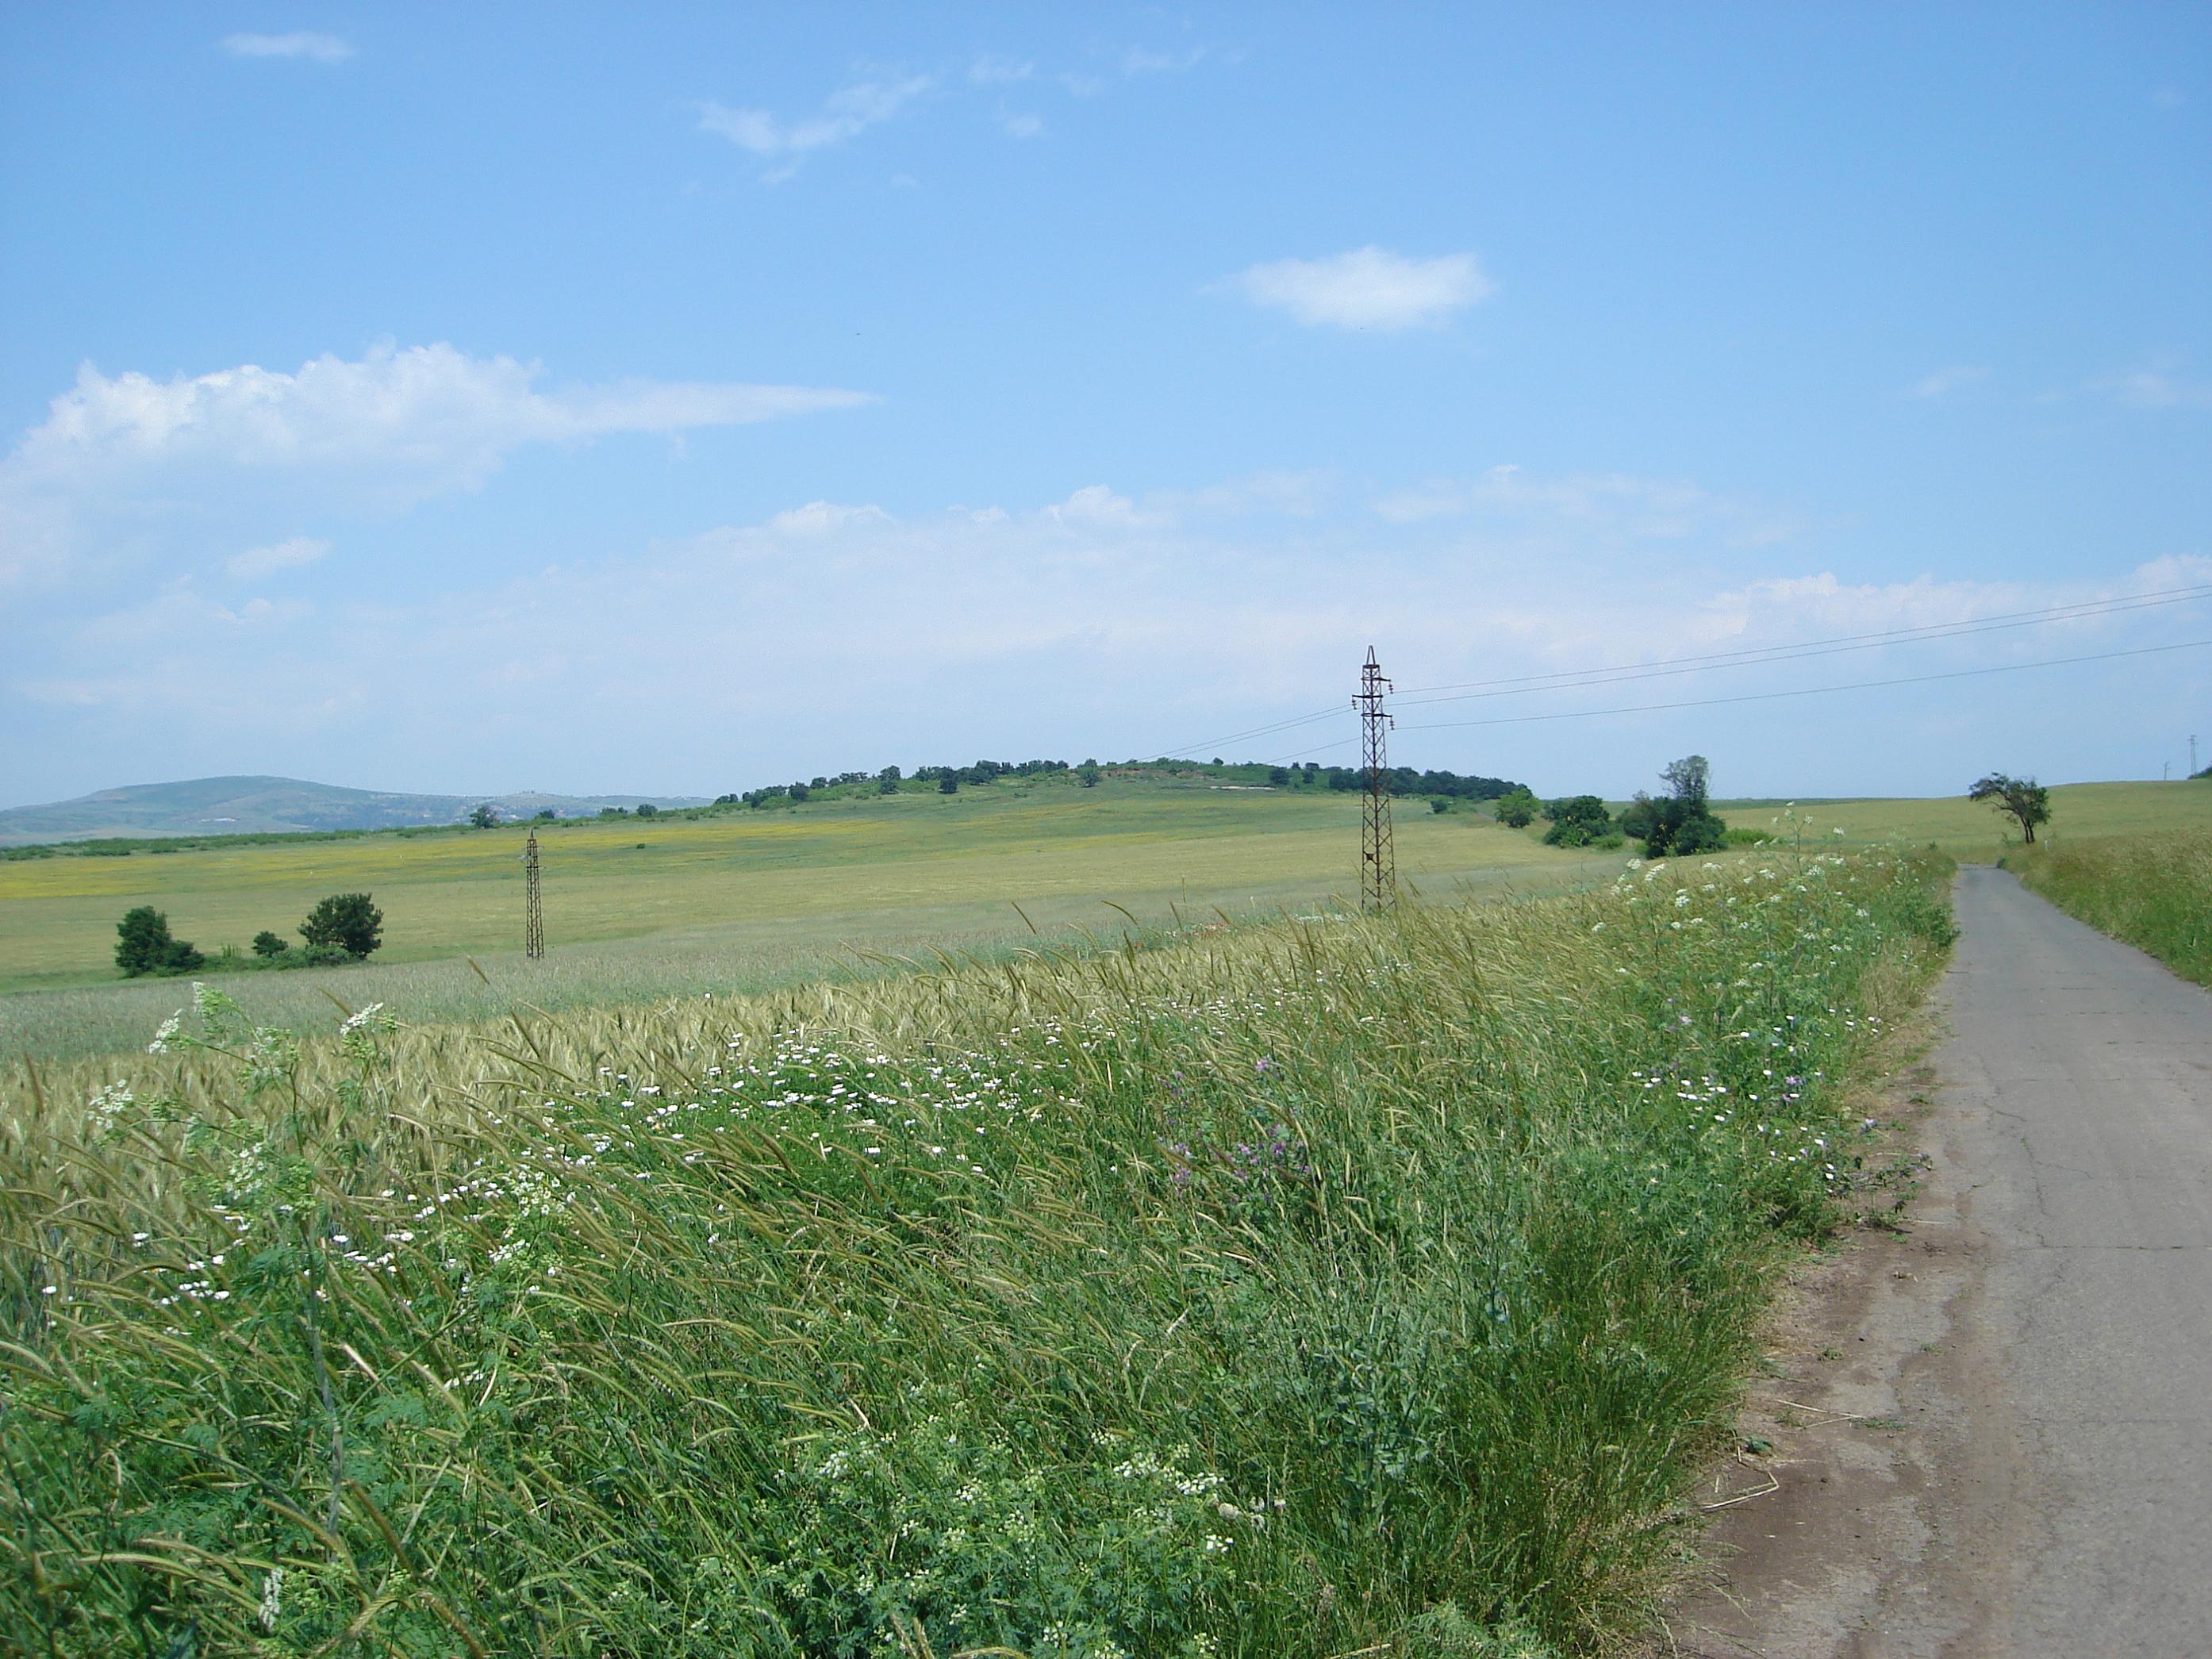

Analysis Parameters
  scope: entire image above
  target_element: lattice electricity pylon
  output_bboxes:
[524,831,545,960]
[1356,647,1396,912]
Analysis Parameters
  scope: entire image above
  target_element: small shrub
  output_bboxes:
[251,930,290,958]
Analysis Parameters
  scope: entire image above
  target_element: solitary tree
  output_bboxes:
[115,906,203,977]
[1968,772,2051,843]
[1077,761,1101,789]
[635,802,658,819]
[300,893,384,958]
[468,804,499,828]
[252,930,290,958]
[938,775,960,794]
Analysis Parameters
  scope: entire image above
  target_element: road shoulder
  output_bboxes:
[1643,1008,2030,1659]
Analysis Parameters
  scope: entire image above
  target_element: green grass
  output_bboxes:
[1,843,1956,1657]
[2012,828,2212,986]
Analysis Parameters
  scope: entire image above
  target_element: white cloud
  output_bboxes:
[2100,366,2212,410]
[1909,364,1988,399]
[226,536,329,580]
[969,55,1034,86]
[221,33,353,63]
[1149,470,1330,519]
[1373,464,1798,547]
[1000,112,1045,140]
[6,342,871,503]
[1123,47,1206,75]
[1231,247,1494,332]
[1045,484,1158,530]
[0,344,871,591]
[698,75,931,176]
[766,501,895,537]
[10,474,2205,804]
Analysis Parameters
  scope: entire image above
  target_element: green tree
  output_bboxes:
[635,802,658,819]
[1968,772,2051,843]
[468,804,499,828]
[1494,787,1540,828]
[938,775,960,794]
[534,808,557,821]
[251,930,290,958]
[300,893,384,958]
[1430,797,1450,813]
[1078,762,1101,788]
[1634,754,1728,855]
[1542,795,1614,847]
[115,906,202,977]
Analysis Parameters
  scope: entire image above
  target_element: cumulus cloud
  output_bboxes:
[221,33,353,63]
[698,75,931,176]
[17,464,2202,808]
[1231,247,1493,332]
[226,536,329,580]
[4,341,871,504]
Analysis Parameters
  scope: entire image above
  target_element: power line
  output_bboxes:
[1153,582,2212,759]
[1395,637,2212,733]
[1392,586,2212,709]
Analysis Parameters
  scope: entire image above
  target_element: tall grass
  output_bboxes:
[2014,830,2212,985]
[1,847,1953,1658]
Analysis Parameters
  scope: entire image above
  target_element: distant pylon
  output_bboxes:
[1356,647,1396,911]
[524,830,545,960]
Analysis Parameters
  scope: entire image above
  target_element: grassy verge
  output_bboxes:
[2,846,1953,1658]
[2012,830,2212,985]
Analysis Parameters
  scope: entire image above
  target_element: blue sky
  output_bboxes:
[2,3,2206,807]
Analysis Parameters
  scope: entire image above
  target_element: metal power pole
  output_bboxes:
[1356,647,1396,911]
[524,830,545,960]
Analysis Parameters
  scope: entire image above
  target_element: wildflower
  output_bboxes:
[147,1012,184,1054]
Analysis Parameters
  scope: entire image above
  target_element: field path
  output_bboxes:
[1661,866,2212,1657]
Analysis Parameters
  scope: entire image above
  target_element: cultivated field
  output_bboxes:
[5,777,2197,1071]
[1,841,1955,1657]
[1719,778,2211,853]
[0,780,1600,1066]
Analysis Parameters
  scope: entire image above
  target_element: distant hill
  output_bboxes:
[0,776,709,847]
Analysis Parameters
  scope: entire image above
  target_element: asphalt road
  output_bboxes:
[1659,865,2212,1657]
[1928,865,2212,1653]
